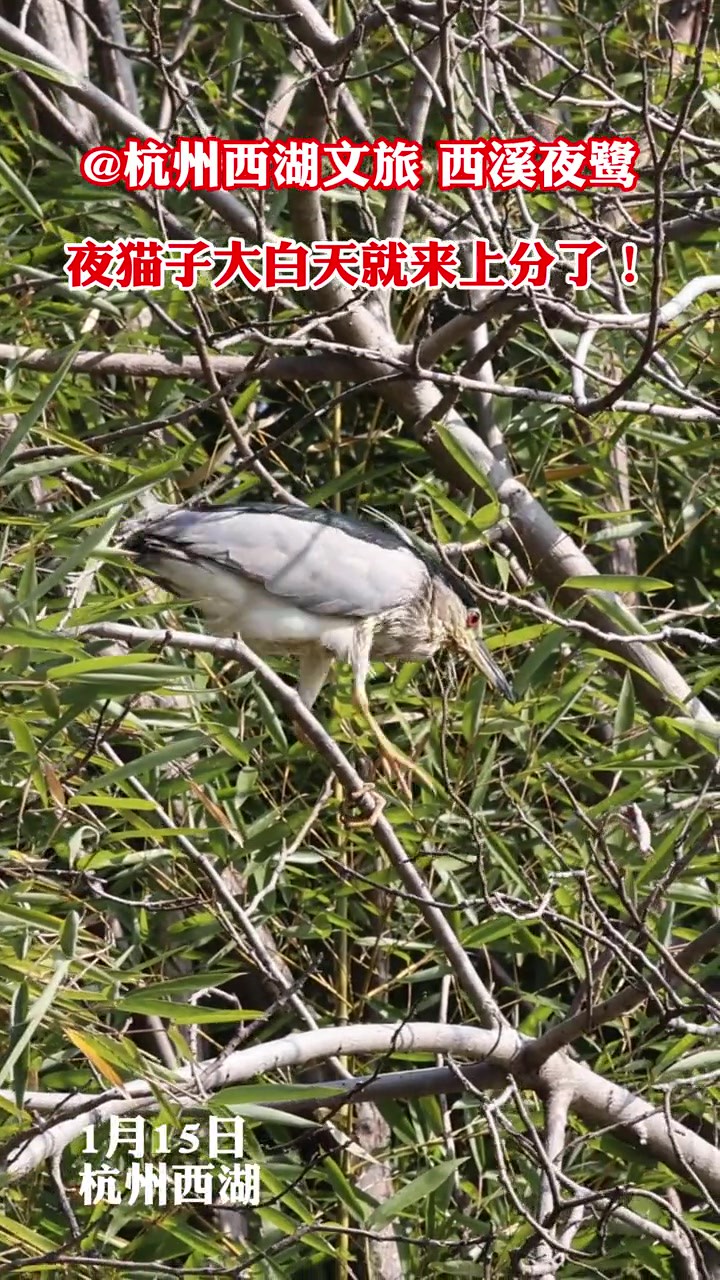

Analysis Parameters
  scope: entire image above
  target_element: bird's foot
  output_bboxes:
[350,698,441,798]
[379,751,414,801]
[342,782,388,828]
[379,746,441,798]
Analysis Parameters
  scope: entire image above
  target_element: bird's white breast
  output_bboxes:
[159,560,357,658]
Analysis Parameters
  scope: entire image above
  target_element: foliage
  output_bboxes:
[0,0,718,1276]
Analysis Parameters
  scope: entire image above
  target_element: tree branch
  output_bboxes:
[3,1021,720,1198]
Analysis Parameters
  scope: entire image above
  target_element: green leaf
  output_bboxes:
[0,152,43,220]
[118,971,244,997]
[613,672,636,741]
[112,998,256,1023]
[321,1157,371,1223]
[0,453,85,486]
[46,652,162,679]
[0,961,69,1087]
[435,426,495,499]
[252,682,288,748]
[564,575,671,593]
[212,1083,341,1105]
[77,733,207,793]
[466,501,502,532]
[0,47,75,84]
[660,1049,720,1076]
[67,794,156,810]
[0,343,83,476]
[369,1159,461,1227]
[9,982,29,1109]
[0,1212,56,1251]
[0,625,83,655]
[6,714,36,758]
[26,503,123,606]
[658,717,720,751]
[59,911,79,959]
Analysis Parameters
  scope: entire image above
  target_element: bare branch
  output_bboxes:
[0,343,355,382]
[4,1020,720,1200]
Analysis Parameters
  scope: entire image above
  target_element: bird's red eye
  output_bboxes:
[466,609,480,628]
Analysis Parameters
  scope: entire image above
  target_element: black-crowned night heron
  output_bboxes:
[123,502,514,790]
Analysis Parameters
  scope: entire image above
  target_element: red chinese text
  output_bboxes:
[63,236,614,292]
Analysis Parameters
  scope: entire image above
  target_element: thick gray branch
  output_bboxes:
[3,1021,720,1198]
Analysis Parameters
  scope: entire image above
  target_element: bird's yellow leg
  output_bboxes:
[352,685,440,797]
[291,647,333,746]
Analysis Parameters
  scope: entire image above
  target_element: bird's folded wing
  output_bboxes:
[136,507,429,617]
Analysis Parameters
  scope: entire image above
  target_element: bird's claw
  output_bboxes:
[379,753,414,801]
[343,783,387,828]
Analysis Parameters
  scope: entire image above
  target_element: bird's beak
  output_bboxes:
[459,631,516,703]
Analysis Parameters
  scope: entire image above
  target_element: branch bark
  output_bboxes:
[3,1021,720,1198]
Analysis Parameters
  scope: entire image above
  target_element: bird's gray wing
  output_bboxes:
[132,507,429,617]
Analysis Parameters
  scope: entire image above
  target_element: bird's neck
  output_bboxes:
[371,595,443,661]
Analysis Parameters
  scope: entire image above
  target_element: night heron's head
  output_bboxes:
[434,578,515,703]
